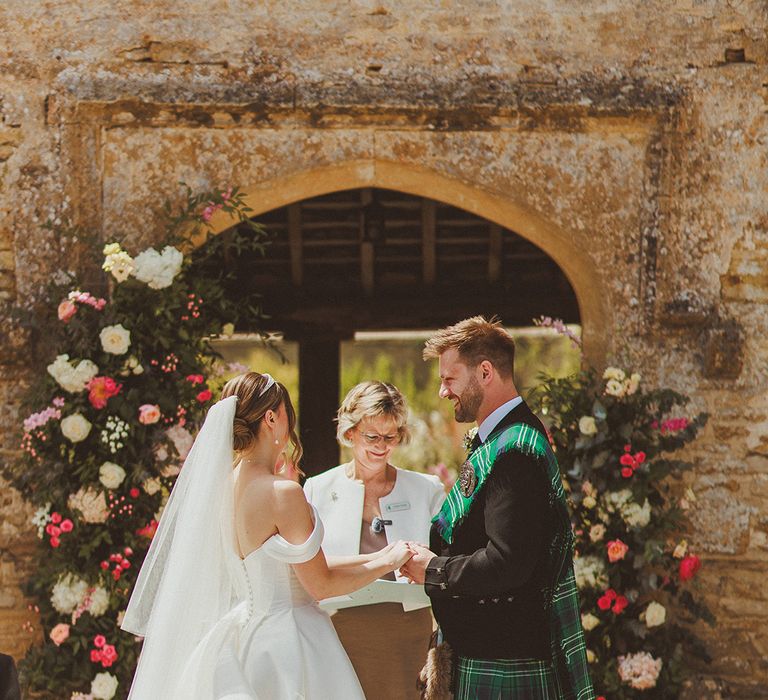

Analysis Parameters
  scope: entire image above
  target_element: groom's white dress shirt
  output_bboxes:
[477,395,524,442]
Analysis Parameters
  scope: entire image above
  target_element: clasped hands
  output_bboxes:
[382,540,436,585]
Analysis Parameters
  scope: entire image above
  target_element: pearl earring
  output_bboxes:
[274,438,279,445]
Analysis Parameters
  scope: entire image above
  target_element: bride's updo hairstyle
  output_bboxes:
[220,372,303,469]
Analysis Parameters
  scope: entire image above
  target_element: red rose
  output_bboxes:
[50,512,62,524]
[50,537,60,548]
[130,487,140,498]
[679,554,702,582]
[90,650,102,663]
[597,595,612,611]
[60,519,73,533]
[624,444,632,452]
[605,588,617,601]
[612,595,628,614]
[185,374,205,385]
[635,451,646,464]
[196,389,212,403]
[100,561,109,570]
[621,467,634,478]
[619,454,635,466]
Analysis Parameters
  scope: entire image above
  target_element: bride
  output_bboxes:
[121,372,413,699]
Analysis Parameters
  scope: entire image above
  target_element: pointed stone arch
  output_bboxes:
[198,159,607,363]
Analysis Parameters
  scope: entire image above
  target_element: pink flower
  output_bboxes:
[87,376,123,409]
[93,634,106,648]
[50,536,60,548]
[185,374,205,385]
[49,623,70,646]
[90,649,102,663]
[607,539,629,563]
[57,299,77,322]
[50,512,62,524]
[612,595,629,614]
[196,389,212,403]
[679,554,702,582]
[138,404,161,425]
[137,519,159,539]
[60,519,73,533]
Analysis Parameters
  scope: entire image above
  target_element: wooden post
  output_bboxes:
[297,334,341,477]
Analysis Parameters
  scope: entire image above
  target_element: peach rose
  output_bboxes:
[57,299,77,323]
[606,538,629,563]
[49,622,70,646]
[138,404,161,425]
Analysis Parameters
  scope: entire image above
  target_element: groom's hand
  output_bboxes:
[400,543,436,584]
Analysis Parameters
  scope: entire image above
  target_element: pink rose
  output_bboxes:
[138,404,161,425]
[93,634,106,648]
[607,539,629,563]
[57,299,77,323]
[87,376,122,410]
[49,623,70,646]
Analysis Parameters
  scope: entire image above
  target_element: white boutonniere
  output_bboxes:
[462,426,479,452]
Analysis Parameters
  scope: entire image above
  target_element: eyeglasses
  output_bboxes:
[358,431,400,447]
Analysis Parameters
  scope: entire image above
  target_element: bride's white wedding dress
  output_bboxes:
[173,508,364,700]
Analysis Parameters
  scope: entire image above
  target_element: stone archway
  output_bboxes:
[198,159,608,364]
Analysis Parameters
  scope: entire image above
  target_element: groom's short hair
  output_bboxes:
[423,316,515,379]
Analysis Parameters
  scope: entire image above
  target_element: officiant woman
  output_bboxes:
[304,381,446,700]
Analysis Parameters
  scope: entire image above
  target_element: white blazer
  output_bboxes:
[304,464,446,583]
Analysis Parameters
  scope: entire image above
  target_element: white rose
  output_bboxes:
[102,243,135,283]
[91,671,119,700]
[100,324,131,355]
[47,355,99,393]
[581,613,600,631]
[578,416,598,436]
[589,524,606,542]
[573,555,608,590]
[622,499,651,528]
[133,246,183,289]
[603,367,626,382]
[605,378,626,397]
[61,414,92,443]
[88,586,110,617]
[51,574,88,614]
[142,477,162,495]
[626,372,641,395]
[644,601,666,628]
[68,487,109,524]
[99,462,126,489]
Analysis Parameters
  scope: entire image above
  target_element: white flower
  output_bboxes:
[603,367,626,382]
[582,495,597,510]
[88,586,110,617]
[71,693,94,700]
[61,414,92,442]
[644,601,666,628]
[581,613,600,631]
[51,573,88,614]
[99,324,131,355]
[166,424,194,460]
[32,503,52,538]
[120,355,143,376]
[99,462,126,489]
[605,489,633,512]
[627,372,642,395]
[622,499,652,528]
[91,671,119,700]
[578,416,598,436]
[47,354,99,393]
[68,488,109,524]
[116,610,126,627]
[605,378,626,397]
[589,524,606,542]
[618,651,663,690]
[573,555,608,590]
[142,477,162,495]
[133,245,183,289]
[102,242,135,283]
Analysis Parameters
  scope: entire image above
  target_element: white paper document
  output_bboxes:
[320,579,431,613]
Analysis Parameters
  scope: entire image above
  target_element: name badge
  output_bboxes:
[384,501,411,513]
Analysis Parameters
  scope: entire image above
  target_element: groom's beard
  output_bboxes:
[454,376,483,423]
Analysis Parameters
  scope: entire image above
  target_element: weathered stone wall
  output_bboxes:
[0,1,766,694]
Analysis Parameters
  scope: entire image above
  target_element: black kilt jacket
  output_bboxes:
[425,400,556,660]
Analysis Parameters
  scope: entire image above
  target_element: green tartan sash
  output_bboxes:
[432,422,595,700]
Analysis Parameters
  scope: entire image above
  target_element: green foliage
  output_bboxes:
[528,367,713,698]
[2,185,268,699]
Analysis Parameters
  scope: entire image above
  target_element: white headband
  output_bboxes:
[259,373,276,396]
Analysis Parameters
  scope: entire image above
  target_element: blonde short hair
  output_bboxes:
[336,381,411,447]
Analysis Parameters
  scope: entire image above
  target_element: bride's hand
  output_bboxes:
[382,540,413,570]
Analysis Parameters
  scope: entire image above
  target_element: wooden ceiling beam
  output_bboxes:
[421,199,436,286]
[287,203,303,287]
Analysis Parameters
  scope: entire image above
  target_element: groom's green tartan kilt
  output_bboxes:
[455,656,560,700]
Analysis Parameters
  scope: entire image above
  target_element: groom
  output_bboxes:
[401,316,594,700]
